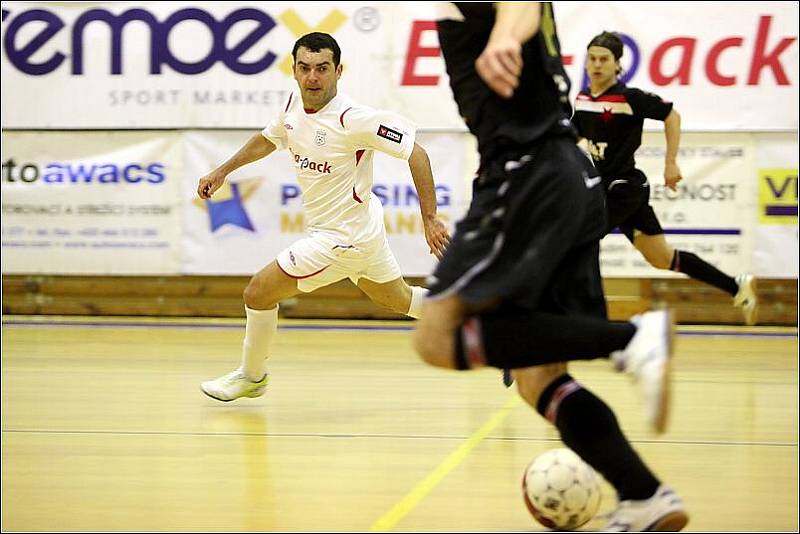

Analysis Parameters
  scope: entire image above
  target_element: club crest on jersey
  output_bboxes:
[377,124,403,143]
[315,130,327,146]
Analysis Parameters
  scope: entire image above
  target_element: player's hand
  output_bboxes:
[197,170,226,199]
[664,161,682,192]
[475,36,522,99]
[423,215,450,260]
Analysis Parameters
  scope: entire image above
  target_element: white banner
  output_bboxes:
[181,131,474,276]
[599,132,756,277]
[2,2,797,130]
[753,133,798,278]
[1,132,183,274]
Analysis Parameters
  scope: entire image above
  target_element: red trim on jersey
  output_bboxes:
[284,93,293,112]
[340,107,353,128]
[355,149,365,166]
[594,94,627,103]
[577,93,628,103]
[304,108,318,114]
[277,261,330,280]
[352,186,363,203]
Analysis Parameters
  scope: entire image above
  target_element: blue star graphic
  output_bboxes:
[205,182,256,232]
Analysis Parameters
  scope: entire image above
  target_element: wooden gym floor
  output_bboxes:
[1,316,797,531]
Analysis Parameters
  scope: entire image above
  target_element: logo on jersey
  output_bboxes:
[377,125,403,143]
[284,123,293,130]
[293,153,332,174]
[315,130,327,146]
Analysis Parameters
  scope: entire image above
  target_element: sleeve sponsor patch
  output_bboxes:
[376,124,403,143]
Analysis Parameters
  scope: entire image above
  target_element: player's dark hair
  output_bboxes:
[292,32,341,67]
[587,31,623,60]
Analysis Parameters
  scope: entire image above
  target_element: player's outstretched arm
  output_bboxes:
[197,133,277,199]
[408,142,450,259]
[663,109,683,192]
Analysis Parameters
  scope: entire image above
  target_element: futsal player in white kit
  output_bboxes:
[197,32,450,401]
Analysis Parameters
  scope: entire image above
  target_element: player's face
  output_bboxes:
[293,47,343,110]
[586,46,618,87]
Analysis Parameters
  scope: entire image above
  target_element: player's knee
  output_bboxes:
[413,325,456,369]
[243,278,274,309]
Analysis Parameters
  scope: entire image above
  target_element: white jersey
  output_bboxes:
[262,92,416,247]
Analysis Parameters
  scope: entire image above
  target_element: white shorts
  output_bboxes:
[276,233,402,292]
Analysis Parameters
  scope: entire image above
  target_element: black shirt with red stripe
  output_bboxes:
[437,2,574,167]
[571,82,673,182]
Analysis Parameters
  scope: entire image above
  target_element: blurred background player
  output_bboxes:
[198,32,449,401]
[415,3,689,531]
[573,31,759,325]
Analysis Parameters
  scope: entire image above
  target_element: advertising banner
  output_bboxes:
[2,130,794,278]
[598,132,757,278]
[2,1,796,130]
[1,131,183,274]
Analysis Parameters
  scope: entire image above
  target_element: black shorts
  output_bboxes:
[604,169,664,242]
[428,135,607,319]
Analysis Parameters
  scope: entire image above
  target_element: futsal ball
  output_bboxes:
[522,448,602,530]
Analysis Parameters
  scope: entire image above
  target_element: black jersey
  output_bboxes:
[436,3,574,167]
[571,82,673,181]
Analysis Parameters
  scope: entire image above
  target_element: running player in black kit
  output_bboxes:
[573,31,758,325]
[412,3,688,531]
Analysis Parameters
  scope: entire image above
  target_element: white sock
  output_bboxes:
[241,305,278,381]
[406,286,428,319]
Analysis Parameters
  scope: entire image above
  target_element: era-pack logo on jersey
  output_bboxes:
[377,125,403,144]
[293,153,332,174]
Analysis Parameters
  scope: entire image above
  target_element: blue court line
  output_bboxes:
[0,320,411,332]
[1,319,796,337]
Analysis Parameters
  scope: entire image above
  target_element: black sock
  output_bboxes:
[537,374,660,501]
[454,312,635,370]
[671,250,738,296]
